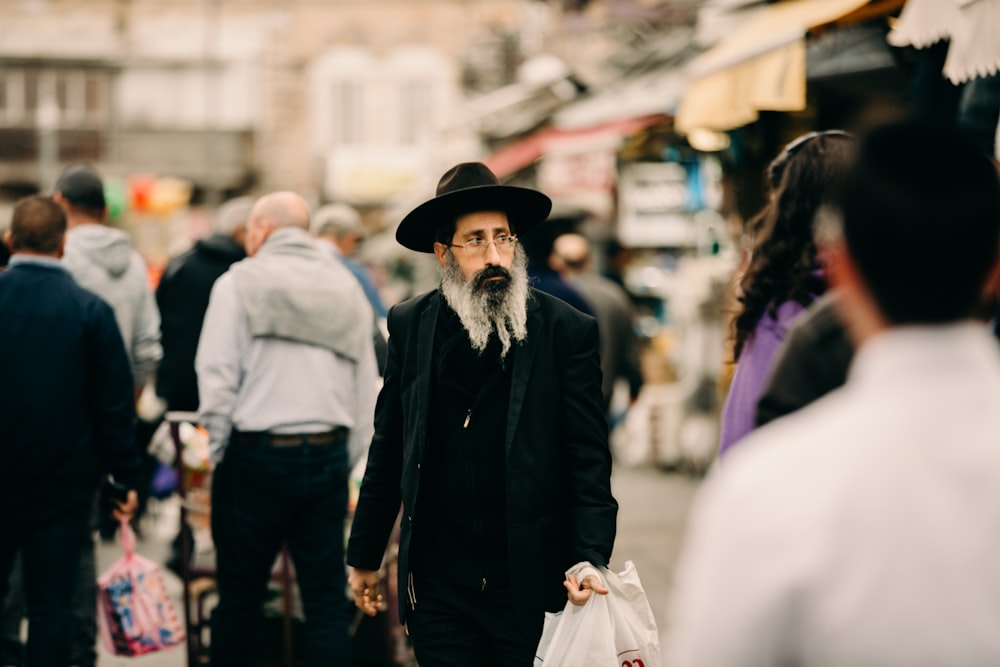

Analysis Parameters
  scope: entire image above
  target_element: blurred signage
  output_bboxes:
[325,149,428,203]
[540,149,616,196]
[618,162,695,247]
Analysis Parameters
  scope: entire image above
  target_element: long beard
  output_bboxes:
[439,246,530,360]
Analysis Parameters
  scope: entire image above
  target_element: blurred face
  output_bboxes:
[244,212,273,256]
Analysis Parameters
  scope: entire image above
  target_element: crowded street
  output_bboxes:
[4,0,1000,665]
[90,463,701,666]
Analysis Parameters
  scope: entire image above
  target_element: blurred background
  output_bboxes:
[4,1,1000,664]
[6,0,975,470]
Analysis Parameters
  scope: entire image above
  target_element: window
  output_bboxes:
[0,67,108,128]
[331,80,365,146]
[399,79,432,145]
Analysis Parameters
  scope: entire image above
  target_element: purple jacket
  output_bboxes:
[718,300,811,457]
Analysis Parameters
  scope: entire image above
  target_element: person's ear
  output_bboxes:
[56,234,66,259]
[823,237,856,292]
[3,229,12,254]
[433,242,448,267]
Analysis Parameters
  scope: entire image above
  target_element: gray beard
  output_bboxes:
[439,246,530,360]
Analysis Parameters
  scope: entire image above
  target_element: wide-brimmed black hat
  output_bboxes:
[396,162,552,253]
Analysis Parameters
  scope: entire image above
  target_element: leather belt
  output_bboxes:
[232,427,348,448]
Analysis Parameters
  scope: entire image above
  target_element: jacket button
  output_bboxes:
[408,515,413,525]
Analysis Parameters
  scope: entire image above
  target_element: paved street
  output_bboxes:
[92,461,703,666]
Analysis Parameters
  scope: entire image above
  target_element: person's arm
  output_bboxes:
[195,274,247,464]
[562,317,618,567]
[349,317,379,469]
[87,298,142,505]
[130,253,162,399]
[346,304,407,572]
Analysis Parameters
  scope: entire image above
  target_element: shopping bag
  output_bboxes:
[97,519,185,656]
[534,560,662,667]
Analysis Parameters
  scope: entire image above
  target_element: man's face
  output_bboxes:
[436,210,530,357]
[244,212,272,256]
[434,211,515,283]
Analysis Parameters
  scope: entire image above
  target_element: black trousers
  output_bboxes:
[405,573,545,667]
[210,439,351,667]
[0,508,90,667]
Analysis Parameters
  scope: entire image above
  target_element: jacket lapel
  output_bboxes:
[506,295,542,458]
[415,292,440,463]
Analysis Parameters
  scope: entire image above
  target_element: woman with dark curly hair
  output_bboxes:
[718,130,856,457]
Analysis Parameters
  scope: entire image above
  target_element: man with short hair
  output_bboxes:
[51,164,162,666]
[0,196,139,667]
[55,164,162,400]
[196,191,378,667]
[312,203,389,373]
[346,163,618,666]
[668,121,1000,665]
[311,202,387,319]
[552,232,643,415]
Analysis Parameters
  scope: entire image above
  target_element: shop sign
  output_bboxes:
[617,162,695,247]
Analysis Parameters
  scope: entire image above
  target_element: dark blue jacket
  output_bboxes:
[0,258,140,525]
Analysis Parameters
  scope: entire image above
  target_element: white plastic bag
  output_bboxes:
[534,560,662,667]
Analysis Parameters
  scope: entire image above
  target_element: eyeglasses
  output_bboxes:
[448,234,518,255]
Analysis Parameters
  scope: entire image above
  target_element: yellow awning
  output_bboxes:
[676,0,871,134]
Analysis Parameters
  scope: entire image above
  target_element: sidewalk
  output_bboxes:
[93,462,702,666]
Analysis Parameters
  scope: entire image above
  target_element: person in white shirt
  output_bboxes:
[668,120,1000,667]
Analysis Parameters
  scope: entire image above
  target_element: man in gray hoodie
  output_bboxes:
[55,164,162,400]
[55,164,161,667]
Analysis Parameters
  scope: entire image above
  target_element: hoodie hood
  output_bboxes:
[65,224,134,277]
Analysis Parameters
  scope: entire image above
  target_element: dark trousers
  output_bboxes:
[0,509,90,667]
[210,439,351,667]
[406,573,545,667]
[2,516,97,667]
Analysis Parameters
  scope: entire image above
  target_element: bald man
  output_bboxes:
[552,233,643,414]
[196,192,378,667]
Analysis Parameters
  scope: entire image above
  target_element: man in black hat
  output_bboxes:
[346,163,618,665]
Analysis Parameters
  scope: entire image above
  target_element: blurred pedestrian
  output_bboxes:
[718,130,855,456]
[55,164,161,402]
[48,163,161,667]
[156,196,251,412]
[155,196,251,576]
[196,191,377,667]
[311,202,387,319]
[669,121,1000,666]
[0,196,140,667]
[346,162,617,667]
[311,203,389,374]
[552,232,643,416]
[520,212,594,315]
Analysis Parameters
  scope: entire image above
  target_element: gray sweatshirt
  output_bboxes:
[62,224,162,388]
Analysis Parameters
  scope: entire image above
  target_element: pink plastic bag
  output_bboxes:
[97,520,185,656]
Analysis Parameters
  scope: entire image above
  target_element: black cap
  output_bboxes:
[54,164,106,211]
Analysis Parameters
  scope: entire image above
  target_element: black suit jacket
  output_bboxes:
[0,261,140,525]
[347,288,617,620]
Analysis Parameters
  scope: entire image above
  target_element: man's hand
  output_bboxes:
[112,490,139,522]
[348,567,383,617]
[564,572,609,606]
